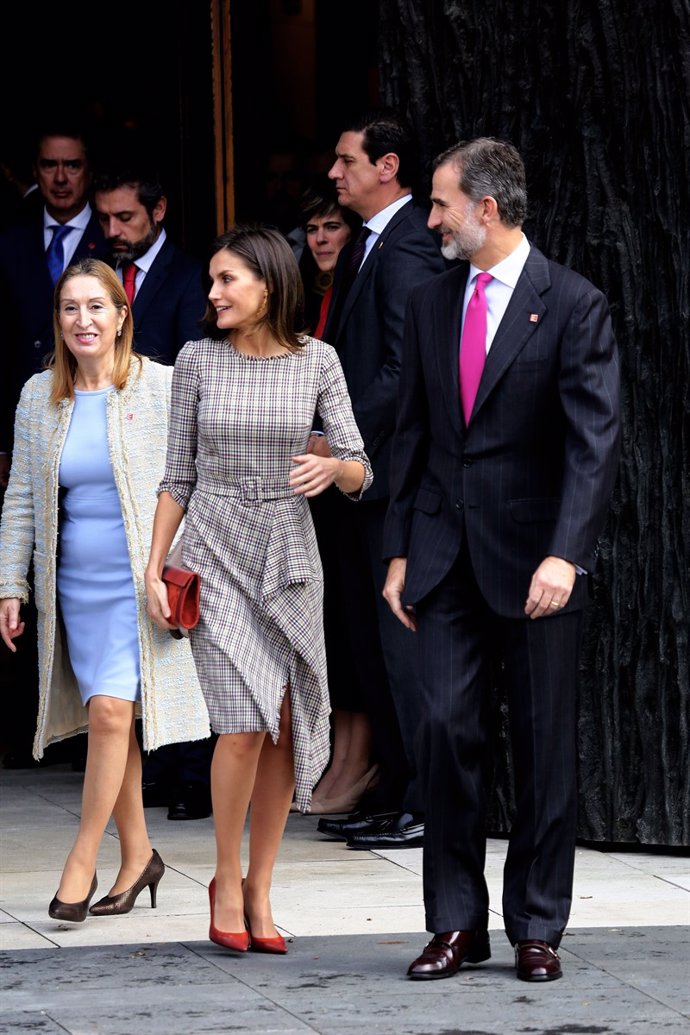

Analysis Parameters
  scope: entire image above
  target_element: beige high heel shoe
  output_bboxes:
[309,764,380,815]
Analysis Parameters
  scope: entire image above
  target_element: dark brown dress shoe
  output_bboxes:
[407,930,491,980]
[515,940,562,981]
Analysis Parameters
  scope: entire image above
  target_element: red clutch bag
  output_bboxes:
[161,563,200,637]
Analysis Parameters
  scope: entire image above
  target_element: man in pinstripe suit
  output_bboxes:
[383,138,620,982]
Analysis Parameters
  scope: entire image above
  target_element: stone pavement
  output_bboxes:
[1,767,689,1035]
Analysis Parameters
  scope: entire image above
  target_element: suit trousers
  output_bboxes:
[318,490,420,813]
[415,545,582,947]
[359,498,423,815]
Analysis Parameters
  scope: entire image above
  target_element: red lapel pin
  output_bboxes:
[529,313,539,323]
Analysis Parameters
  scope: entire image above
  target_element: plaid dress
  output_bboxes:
[159,336,372,810]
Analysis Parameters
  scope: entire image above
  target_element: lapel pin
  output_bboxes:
[529,313,539,323]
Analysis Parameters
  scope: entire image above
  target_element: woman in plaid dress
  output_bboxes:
[146,227,371,954]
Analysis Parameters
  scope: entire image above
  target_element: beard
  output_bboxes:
[108,221,160,262]
[440,218,487,262]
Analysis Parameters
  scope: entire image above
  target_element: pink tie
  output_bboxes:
[459,271,492,424]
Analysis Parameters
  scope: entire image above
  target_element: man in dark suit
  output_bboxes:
[314,111,446,848]
[93,165,212,820]
[0,125,108,485]
[93,168,206,363]
[383,138,621,982]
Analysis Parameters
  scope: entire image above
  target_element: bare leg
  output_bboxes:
[312,710,374,803]
[57,696,135,903]
[244,693,296,939]
[210,729,265,933]
[107,716,153,895]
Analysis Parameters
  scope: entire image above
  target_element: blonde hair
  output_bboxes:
[49,258,140,404]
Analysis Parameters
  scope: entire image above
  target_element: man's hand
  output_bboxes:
[383,557,417,631]
[524,556,577,619]
[306,433,331,457]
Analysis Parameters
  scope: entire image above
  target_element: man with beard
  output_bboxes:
[94,164,212,820]
[383,138,620,982]
[94,166,206,363]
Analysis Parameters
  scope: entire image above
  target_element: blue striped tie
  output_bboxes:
[46,224,74,284]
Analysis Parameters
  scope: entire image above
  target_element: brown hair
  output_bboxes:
[49,258,139,404]
[203,225,305,351]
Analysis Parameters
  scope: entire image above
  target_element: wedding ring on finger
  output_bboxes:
[549,599,560,608]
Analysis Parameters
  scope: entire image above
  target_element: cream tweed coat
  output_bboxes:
[0,358,210,757]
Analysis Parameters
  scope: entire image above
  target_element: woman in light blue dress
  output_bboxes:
[0,260,209,922]
[57,385,141,705]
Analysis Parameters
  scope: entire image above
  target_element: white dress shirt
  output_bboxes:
[116,228,167,296]
[43,204,93,272]
[360,194,413,269]
[462,232,531,352]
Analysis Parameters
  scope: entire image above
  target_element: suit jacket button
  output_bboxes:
[455,499,464,510]
[34,340,42,348]
[463,459,473,468]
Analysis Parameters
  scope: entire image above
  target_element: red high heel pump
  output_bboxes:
[245,917,287,955]
[208,877,249,952]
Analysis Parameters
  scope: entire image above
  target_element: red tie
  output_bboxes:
[122,262,137,305]
[459,272,492,424]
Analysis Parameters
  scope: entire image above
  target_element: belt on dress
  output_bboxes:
[196,477,296,503]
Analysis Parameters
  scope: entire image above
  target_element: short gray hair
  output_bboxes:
[434,137,527,228]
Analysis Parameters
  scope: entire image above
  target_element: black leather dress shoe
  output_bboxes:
[347,812,424,849]
[515,940,562,981]
[167,782,212,820]
[316,810,398,841]
[408,930,491,980]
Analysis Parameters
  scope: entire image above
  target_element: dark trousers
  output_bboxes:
[143,738,214,790]
[415,547,582,946]
[314,490,421,814]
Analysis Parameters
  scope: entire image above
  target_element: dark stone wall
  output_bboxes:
[378,0,689,845]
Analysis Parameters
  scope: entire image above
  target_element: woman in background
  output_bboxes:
[298,182,378,815]
[299,177,360,337]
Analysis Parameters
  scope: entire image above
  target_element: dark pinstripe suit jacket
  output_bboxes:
[384,245,621,619]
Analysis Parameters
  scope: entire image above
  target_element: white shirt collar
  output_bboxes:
[44,202,92,231]
[364,194,413,236]
[468,232,530,288]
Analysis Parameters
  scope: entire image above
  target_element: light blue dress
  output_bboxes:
[57,387,141,705]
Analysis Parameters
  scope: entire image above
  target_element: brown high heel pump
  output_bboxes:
[89,849,165,916]
[49,873,98,923]
[208,877,250,952]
